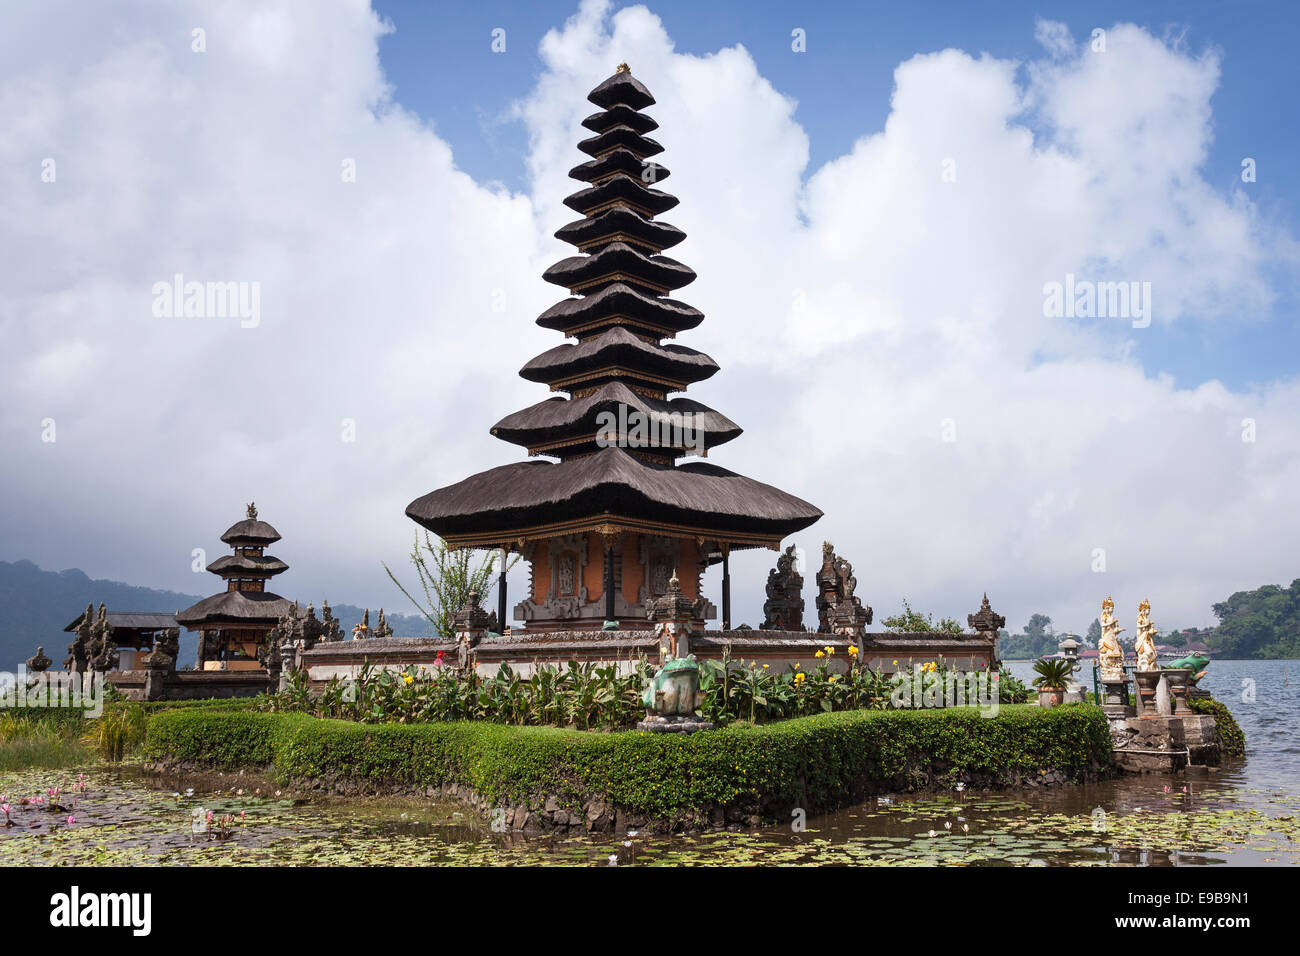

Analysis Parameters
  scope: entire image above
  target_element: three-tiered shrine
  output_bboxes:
[407,65,821,632]
[176,503,294,667]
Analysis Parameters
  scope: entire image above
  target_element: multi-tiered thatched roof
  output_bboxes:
[407,66,820,552]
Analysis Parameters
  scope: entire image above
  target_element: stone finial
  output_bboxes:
[246,501,258,519]
[616,62,630,73]
[967,593,1005,634]
[26,646,52,672]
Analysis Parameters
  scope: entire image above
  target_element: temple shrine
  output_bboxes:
[406,64,823,633]
[176,503,294,670]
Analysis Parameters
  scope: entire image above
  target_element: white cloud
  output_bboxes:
[1,0,1295,637]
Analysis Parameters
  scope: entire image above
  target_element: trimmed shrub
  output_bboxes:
[145,703,1112,819]
[143,709,282,768]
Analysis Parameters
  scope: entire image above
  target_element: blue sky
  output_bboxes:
[372,0,1298,391]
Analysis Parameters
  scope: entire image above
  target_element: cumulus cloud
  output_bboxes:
[1,0,1295,636]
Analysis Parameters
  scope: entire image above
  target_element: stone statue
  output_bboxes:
[1135,598,1158,672]
[320,600,342,642]
[373,608,393,639]
[761,544,805,631]
[88,603,117,671]
[66,602,93,672]
[641,657,705,717]
[1098,596,1126,681]
[1167,651,1210,681]
[815,542,871,636]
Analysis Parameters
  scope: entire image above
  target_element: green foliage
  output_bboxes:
[996,667,1033,704]
[1031,658,1075,689]
[1188,697,1246,757]
[881,599,963,635]
[260,650,1018,730]
[383,532,517,637]
[1208,580,1300,659]
[82,703,148,761]
[998,613,1059,660]
[144,704,1113,819]
[142,709,281,768]
[0,711,91,770]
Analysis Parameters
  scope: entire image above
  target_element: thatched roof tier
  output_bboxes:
[577,126,663,160]
[562,175,678,218]
[554,207,685,254]
[582,104,658,135]
[543,242,694,295]
[220,517,282,545]
[205,554,289,576]
[406,447,821,548]
[490,381,740,454]
[536,282,702,337]
[587,68,656,110]
[175,589,294,627]
[520,328,718,389]
[64,611,178,632]
[569,149,670,186]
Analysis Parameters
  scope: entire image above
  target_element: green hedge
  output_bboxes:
[144,703,1112,818]
[1189,697,1246,757]
[143,709,282,768]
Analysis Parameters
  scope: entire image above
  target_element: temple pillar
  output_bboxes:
[602,539,617,627]
[497,547,508,633]
[721,546,731,630]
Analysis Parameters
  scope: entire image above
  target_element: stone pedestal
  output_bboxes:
[1163,668,1194,716]
[1134,670,1162,718]
[1101,677,1134,718]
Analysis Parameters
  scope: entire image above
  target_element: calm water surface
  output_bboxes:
[1,661,1296,866]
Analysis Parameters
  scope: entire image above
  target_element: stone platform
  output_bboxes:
[1110,714,1219,773]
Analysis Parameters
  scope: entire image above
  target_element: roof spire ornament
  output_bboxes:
[616,62,630,73]
[246,501,258,520]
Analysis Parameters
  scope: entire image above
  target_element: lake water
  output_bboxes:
[1,660,1296,866]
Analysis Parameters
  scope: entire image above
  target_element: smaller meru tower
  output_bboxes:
[406,65,821,631]
[176,503,294,668]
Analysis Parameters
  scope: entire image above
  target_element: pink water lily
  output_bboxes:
[66,816,75,825]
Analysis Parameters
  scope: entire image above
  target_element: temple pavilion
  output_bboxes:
[176,503,294,669]
[406,65,822,632]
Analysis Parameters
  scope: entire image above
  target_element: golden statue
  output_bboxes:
[1135,598,1158,671]
[1098,596,1126,681]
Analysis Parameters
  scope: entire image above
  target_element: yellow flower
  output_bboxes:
[829,675,839,683]
[825,646,835,656]
[847,645,859,657]
[815,650,825,659]
[403,674,414,685]
[762,663,769,669]
[794,672,806,684]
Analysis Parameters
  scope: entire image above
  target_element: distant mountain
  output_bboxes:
[0,559,431,669]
